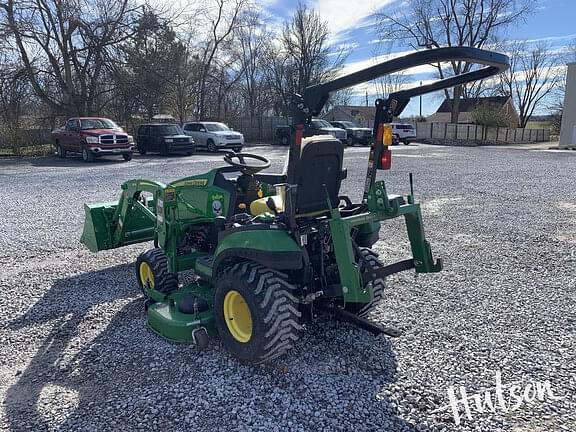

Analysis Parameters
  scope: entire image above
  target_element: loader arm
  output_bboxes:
[81,179,165,252]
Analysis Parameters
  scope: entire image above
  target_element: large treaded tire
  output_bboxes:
[214,262,302,364]
[135,248,178,296]
[345,248,385,318]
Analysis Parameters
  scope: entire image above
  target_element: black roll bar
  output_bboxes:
[293,46,509,123]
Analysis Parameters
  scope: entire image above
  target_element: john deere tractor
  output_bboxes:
[81,47,509,363]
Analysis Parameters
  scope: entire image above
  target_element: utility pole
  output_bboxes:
[365,91,368,106]
[419,81,423,117]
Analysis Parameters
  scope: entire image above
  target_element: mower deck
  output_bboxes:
[147,282,216,343]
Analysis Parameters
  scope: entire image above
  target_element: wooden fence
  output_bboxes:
[227,116,290,142]
[416,122,550,143]
[0,128,52,149]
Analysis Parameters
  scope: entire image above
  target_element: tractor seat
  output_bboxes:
[250,135,344,217]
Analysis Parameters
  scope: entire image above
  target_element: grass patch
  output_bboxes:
[526,121,551,129]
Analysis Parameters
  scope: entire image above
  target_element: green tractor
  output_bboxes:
[81,47,508,363]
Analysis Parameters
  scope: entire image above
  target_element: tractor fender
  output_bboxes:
[213,228,303,273]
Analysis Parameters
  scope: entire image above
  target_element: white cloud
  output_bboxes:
[309,0,397,44]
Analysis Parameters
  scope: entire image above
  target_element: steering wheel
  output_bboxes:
[223,152,271,175]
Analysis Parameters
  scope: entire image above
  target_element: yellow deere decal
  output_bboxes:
[172,178,208,187]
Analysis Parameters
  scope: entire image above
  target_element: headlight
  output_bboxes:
[85,136,99,144]
[329,131,336,137]
[128,135,134,144]
[354,130,363,137]
[165,138,173,143]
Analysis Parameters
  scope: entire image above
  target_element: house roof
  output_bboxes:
[435,96,509,113]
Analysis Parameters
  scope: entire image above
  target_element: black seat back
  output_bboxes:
[292,137,344,215]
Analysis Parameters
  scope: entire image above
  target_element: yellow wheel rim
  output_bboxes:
[223,290,253,343]
[139,262,155,289]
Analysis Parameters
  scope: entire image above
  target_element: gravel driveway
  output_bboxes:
[0,144,574,431]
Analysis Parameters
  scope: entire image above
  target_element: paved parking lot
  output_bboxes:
[0,143,575,431]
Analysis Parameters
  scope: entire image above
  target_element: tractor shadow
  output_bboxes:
[4,263,140,431]
[4,263,419,431]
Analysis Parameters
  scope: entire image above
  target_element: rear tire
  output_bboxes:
[135,249,178,297]
[214,262,301,364]
[56,143,66,158]
[138,146,147,155]
[345,248,385,318]
[207,139,217,153]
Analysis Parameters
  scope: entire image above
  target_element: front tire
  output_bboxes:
[345,248,385,318]
[207,139,217,153]
[123,153,132,161]
[82,147,94,163]
[135,249,178,297]
[138,145,147,155]
[214,262,302,364]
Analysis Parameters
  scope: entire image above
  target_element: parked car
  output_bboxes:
[306,118,347,141]
[329,120,372,145]
[182,121,243,153]
[52,117,135,162]
[274,118,347,145]
[136,123,195,156]
[391,123,417,145]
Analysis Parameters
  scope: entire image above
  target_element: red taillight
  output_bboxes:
[379,148,392,170]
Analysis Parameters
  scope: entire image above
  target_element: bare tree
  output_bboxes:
[195,0,248,119]
[264,2,344,115]
[0,0,138,117]
[498,42,561,128]
[281,2,343,95]
[235,10,271,117]
[378,0,532,122]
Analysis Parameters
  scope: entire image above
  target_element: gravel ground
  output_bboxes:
[0,144,574,431]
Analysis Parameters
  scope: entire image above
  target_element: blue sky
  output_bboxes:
[264,0,576,116]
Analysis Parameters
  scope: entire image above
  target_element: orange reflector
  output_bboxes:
[379,148,392,170]
[383,124,393,146]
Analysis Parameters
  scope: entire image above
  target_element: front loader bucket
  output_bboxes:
[80,202,119,252]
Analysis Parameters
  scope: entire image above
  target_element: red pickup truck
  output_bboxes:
[52,117,135,162]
